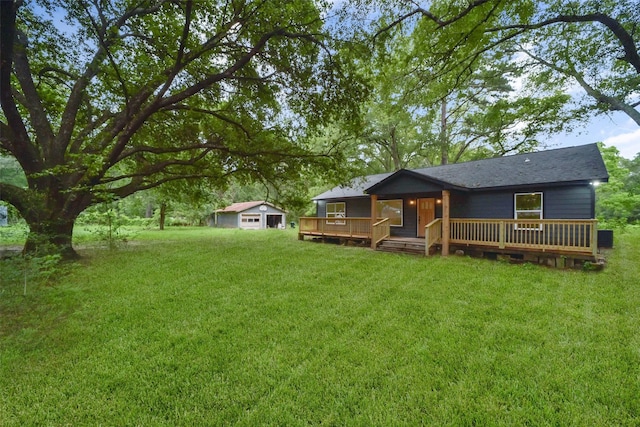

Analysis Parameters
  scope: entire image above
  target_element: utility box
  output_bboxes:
[598,229,614,248]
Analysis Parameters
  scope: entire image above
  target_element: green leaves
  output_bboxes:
[597,144,640,224]
[0,0,370,256]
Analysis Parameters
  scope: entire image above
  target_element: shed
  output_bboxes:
[214,201,287,230]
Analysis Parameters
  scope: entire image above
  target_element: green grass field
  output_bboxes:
[1,227,639,425]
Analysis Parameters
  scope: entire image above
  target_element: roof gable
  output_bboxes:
[216,201,283,213]
[365,169,461,194]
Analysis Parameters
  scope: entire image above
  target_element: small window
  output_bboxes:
[515,192,542,230]
[377,199,403,227]
[326,202,346,225]
[241,214,260,223]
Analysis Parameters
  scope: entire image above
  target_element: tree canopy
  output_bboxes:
[0,0,366,257]
[374,0,640,127]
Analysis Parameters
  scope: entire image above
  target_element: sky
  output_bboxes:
[550,112,639,160]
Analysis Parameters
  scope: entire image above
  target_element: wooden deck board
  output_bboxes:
[299,231,370,239]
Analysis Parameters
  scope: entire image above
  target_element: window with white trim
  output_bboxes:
[326,202,346,225]
[514,192,543,229]
[376,199,403,227]
[241,214,260,223]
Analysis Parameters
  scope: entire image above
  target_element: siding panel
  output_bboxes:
[373,175,443,195]
[544,186,593,219]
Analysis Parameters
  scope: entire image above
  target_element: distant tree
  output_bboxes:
[596,144,640,224]
[0,0,365,258]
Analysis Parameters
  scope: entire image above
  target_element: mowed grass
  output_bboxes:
[1,227,639,425]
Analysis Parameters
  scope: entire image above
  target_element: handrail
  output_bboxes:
[372,218,391,248]
[424,218,442,255]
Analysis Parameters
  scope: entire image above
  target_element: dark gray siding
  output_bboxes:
[392,199,417,237]
[544,186,593,219]
[450,191,513,218]
[316,197,370,217]
[449,185,594,219]
[373,174,443,196]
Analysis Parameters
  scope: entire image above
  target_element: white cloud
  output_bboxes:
[603,128,640,159]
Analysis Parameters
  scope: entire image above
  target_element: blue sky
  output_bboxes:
[550,112,639,160]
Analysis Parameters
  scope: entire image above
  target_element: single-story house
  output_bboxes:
[213,201,287,230]
[300,143,609,263]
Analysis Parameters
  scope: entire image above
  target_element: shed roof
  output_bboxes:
[216,201,284,213]
[313,143,608,200]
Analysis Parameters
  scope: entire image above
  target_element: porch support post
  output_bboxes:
[442,190,450,256]
[370,194,378,249]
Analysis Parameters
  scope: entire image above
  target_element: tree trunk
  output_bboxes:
[440,97,448,165]
[24,216,79,259]
[159,202,167,230]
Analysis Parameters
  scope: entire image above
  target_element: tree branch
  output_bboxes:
[487,13,640,74]
[0,0,42,174]
[521,48,640,126]
[12,29,56,159]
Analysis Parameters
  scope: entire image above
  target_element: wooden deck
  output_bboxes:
[299,217,599,260]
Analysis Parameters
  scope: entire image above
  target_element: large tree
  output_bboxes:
[376,0,640,127]
[349,9,571,173]
[0,0,364,258]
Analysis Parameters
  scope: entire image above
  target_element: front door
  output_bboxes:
[417,198,435,237]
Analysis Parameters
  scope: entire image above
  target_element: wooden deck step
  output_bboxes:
[376,239,426,255]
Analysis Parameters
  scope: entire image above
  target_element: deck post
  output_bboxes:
[442,190,450,256]
[370,194,378,249]
[591,220,598,257]
[499,221,505,249]
[425,226,430,256]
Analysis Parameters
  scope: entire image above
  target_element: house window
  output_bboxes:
[376,199,403,227]
[326,202,346,225]
[515,192,543,229]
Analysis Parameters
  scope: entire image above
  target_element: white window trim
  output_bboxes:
[377,199,403,227]
[514,192,543,230]
[326,202,346,225]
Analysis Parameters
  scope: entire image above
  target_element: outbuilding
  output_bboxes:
[213,201,287,230]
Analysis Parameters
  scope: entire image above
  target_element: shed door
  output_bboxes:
[417,198,435,237]
[266,214,283,228]
[240,213,261,230]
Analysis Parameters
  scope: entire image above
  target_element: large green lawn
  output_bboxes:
[1,227,639,425]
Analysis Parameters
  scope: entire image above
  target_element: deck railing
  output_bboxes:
[298,217,375,239]
[372,218,391,248]
[300,217,598,257]
[449,218,598,256]
[424,218,442,255]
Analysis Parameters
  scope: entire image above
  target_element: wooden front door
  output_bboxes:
[417,198,435,237]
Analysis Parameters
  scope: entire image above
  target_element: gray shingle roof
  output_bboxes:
[314,143,608,200]
[312,172,393,200]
